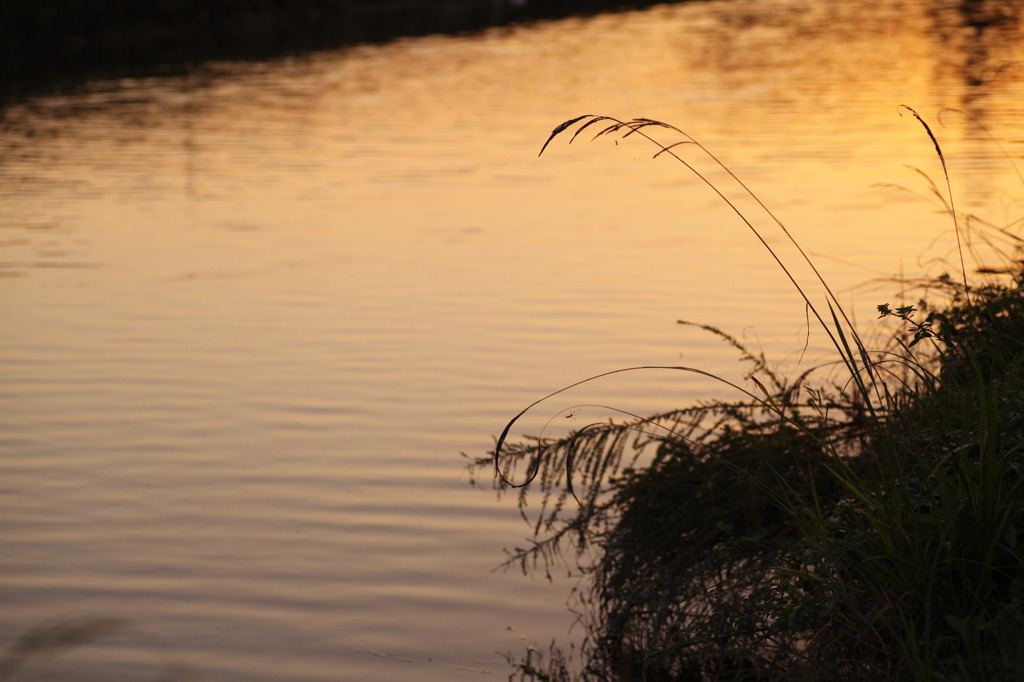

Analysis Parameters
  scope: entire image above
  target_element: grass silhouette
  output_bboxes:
[475,110,1024,680]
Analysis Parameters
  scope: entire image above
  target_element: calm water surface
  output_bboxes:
[2,0,1023,679]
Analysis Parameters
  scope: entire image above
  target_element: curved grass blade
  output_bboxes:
[899,104,970,303]
[538,115,594,157]
[493,365,761,490]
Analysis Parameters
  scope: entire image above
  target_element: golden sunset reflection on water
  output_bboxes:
[1,0,1022,679]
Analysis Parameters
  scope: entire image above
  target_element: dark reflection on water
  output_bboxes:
[2,0,693,101]
[930,0,1023,106]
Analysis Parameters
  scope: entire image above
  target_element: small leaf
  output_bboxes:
[751,376,780,412]
[945,614,967,635]
[538,115,594,157]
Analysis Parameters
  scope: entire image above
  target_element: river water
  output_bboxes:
[1,0,1022,680]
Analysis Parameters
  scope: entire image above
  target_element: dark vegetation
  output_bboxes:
[0,0,680,100]
[471,112,1024,680]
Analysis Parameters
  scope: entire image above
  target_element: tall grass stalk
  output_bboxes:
[477,111,1024,680]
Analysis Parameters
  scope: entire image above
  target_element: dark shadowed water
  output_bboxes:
[1,0,1022,679]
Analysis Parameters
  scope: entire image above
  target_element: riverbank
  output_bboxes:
[493,259,1024,681]
[1,0,677,98]
[480,116,1024,680]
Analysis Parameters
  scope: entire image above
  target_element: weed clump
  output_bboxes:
[474,114,1024,680]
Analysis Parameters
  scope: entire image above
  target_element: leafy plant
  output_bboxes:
[475,111,1024,680]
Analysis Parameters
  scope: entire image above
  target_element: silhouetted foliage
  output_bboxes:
[476,113,1024,680]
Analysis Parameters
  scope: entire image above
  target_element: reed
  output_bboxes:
[476,110,1024,680]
